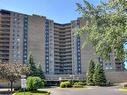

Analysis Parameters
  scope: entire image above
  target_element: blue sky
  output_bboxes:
[0,0,100,23]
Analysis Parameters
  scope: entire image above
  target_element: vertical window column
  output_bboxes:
[77,20,81,74]
[23,15,28,64]
[45,19,49,74]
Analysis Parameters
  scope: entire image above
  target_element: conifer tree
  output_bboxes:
[27,53,37,76]
[93,63,107,86]
[86,60,95,86]
[27,53,45,79]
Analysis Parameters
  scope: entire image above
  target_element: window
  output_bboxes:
[14,18,17,21]
[12,38,15,40]
[17,38,20,41]
[13,34,15,36]
[46,65,49,67]
[24,55,27,58]
[46,57,49,59]
[12,46,15,49]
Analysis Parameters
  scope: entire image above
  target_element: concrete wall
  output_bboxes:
[105,71,127,83]
[0,80,20,88]
[28,15,45,71]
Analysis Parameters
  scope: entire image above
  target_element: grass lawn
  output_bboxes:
[13,90,50,95]
[118,88,127,92]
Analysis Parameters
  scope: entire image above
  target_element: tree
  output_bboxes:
[27,53,44,79]
[76,0,127,64]
[86,60,95,86]
[93,63,106,86]
[27,53,37,76]
[0,63,29,93]
[36,65,45,79]
[26,76,44,91]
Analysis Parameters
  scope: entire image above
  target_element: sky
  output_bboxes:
[0,0,100,23]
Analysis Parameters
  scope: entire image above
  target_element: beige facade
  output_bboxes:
[0,9,28,64]
[9,12,24,64]
[28,15,45,71]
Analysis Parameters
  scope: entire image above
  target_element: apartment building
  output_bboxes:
[0,9,28,64]
[0,9,125,81]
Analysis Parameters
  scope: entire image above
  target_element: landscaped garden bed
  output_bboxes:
[13,90,50,95]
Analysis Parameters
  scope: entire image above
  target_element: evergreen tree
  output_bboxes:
[27,53,45,79]
[93,63,106,86]
[86,60,95,86]
[36,65,45,79]
[27,53,37,76]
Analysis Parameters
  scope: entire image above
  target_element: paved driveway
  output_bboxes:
[49,86,127,95]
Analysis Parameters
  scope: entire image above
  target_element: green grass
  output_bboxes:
[118,88,127,92]
[13,90,50,95]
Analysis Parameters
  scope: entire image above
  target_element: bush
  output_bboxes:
[73,85,83,88]
[73,82,84,88]
[106,80,113,86]
[26,76,44,91]
[74,82,84,85]
[60,81,71,88]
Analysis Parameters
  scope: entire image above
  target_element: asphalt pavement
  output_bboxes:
[49,86,127,95]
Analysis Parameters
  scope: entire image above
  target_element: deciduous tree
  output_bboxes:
[77,0,127,63]
[0,63,29,93]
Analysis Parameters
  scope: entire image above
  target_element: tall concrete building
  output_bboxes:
[0,9,125,81]
[0,9,28,64]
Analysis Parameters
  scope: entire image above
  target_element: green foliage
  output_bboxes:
[14,90,50,95]
[73,85,83,88]
[27,53,37,76]
[27,53,44,79]
[77,0,127,61]
[74,82,84,86]
[36,65,45,79]
[72,82,85,88]
[60,81,71,88]
[93,63,107,86]
[26,76,44,91]
[86,60,95,86]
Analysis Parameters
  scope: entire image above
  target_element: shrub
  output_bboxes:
[26,76,44,91]
[74,82,84,86]
[73,85,83,88]
[106,80,113,86]
[60,81,71,88]
[73,82,84,88]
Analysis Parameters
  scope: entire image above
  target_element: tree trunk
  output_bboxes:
[112,46,116,70]
[10,81,13,94]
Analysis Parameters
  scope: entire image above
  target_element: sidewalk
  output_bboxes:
[0,88,14,91]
